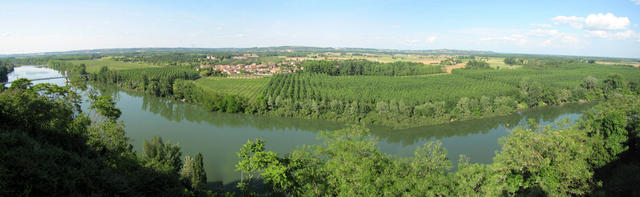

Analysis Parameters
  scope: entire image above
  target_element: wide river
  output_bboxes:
[7,66,595,184]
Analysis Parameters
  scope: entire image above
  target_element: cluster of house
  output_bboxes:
[200,62,303,75]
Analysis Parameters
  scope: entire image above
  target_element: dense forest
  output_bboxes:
[0,79,211,196]
[301,60,443,76]
[2,78,638,196]
[0,59,14,82]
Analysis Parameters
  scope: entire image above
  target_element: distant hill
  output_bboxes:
[0,46,495,58]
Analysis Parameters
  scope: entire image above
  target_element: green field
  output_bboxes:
[194,62,640,108]
[455,63,640,88]
[69,58,158,73]
[263,73,517,105]
[195,77,269,98]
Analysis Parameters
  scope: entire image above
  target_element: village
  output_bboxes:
[199,55,303,76]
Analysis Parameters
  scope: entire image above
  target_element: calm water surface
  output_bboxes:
[8,66,596,184]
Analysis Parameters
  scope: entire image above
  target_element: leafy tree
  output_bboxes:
[582,76,598,90]
[487,126,594,196]
[603,74,624,94]
[89,94,122,121]
[465,60,490,69]
[143,136,183,173]
[9,78,32,90]
[181,153,207,195]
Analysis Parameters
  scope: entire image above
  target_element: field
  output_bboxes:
[454,63,640,88]
[195,77,269,98]
[597,61,640,68]
[189,62,640,107]
[69,58,158,73]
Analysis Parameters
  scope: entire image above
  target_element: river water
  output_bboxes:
[6,65,595,184]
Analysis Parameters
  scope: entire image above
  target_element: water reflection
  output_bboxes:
[92,83,344,132]
[372,102,594,146]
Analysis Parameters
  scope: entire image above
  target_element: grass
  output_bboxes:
[195,77,269,98]
[68,58,158,73]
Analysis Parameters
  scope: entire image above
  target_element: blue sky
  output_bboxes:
[1,0,640,58]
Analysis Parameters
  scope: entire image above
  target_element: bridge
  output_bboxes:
[2,74,88,85]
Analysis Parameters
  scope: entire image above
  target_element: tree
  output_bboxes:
[89,95,122,121]
[181,153,207,195]
[9,78,32,90]
[487,127,594,196]
[504,57,518,65]
[143,136,183,173]
[456,97,472,116]
[465,60,490,69]
[603,74,624,94]
[581,76,598,90]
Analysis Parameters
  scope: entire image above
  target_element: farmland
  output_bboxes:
[195,77,268,98]
[69,58,158,73]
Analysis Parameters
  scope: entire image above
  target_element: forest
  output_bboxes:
[0,59,14,82]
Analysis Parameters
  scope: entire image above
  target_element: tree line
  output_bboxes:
[301,60,443,76]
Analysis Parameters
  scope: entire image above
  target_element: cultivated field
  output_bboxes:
[69,58,158,73]
[195,77,269,98]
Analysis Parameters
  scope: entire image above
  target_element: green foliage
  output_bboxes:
[89,94,122,121]
[181,153,207,195]
[465,60,491,69]
[143,136,184,173]
[0,60,14,82]
[302,60,443,76]
[504,57,525,65]
[9,78,32,90]
[0,82,188,196]
[235,95,640,196]
[236,125,455,196]
[90,67,199,97]
[488,126,595,196]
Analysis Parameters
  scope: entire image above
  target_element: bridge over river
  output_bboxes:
[2,74,88,85]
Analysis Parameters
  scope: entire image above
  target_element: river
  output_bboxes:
[6,65,596,184]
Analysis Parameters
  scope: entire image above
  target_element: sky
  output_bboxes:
[1,0,640,58]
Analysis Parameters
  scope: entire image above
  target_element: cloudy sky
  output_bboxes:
[1,0,640,57]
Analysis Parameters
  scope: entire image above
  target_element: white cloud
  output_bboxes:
[586,30,610,38]
[633,0,640,5]
[531,23,552,28]
[480,29,581,47]
[552,13,631,31]
[586,29,640,40]
[585,13,630,30]
[529,29,559,37]
[552,16,585,29]
[0,32,10,37]
[425,36,437,43]
[615,30,638,39]
[551,13,638,42]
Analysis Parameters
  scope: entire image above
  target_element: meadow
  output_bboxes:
[69,58,158,73]
[195,77,269,98]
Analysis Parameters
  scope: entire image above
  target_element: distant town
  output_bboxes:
[199,54,303,76]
